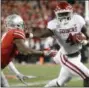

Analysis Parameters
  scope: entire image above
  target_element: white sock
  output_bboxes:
[44,78,58,87]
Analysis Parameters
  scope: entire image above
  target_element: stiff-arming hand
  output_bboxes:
[43,50,57,57]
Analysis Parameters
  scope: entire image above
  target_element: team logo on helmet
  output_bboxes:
[54,2,73,26]
[5,14,24,30]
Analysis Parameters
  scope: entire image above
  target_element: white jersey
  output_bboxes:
[85,17,89,25]
[47,14,85,54]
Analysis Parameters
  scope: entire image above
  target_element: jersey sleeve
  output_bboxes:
[13,30,25,39]
[47,20,56,30]
[77,15,86,29]
[85,17,89,24]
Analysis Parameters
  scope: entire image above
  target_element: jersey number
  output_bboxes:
[66,33,76,45]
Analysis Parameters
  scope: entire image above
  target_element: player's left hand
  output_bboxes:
[16,74,36,86]
[43,50,57,57]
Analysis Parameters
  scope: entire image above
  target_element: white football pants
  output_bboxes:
[45,49,89,87]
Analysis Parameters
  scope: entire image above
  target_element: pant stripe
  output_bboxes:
[60,54,85,79]
[63,55,87,79]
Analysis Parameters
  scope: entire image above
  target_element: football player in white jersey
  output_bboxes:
[31,2,89,87]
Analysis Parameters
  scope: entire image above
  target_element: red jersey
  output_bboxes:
[1,29,25,69]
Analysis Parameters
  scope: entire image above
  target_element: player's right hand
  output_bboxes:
[16,74,37,86]
[16,73,29,86]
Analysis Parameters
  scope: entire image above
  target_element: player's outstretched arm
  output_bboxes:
[32,28,54,38]
[8,61,27,81]
[8,61,21,75]
[14,38,48,55]
[8,61,34,86]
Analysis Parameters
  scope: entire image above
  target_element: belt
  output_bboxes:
[66,51,80,57]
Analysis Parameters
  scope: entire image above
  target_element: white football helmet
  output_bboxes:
[5,14,24,30]
[54,2,73,26]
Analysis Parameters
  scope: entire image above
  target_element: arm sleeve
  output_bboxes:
[8,62,20,75]
[47,20,56,30]
[78,15,86,29]
[13,30,25,39]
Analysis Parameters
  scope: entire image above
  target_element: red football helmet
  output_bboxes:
[54,2,73,25]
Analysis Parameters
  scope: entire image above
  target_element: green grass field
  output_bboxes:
[3,63,89,87]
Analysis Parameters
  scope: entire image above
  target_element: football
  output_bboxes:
[72,32,86,43]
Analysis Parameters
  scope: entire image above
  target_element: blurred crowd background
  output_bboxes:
[1,0,89,64]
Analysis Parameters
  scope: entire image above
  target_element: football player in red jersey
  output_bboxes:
[1,14,51,87]
[1,14,45,69]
